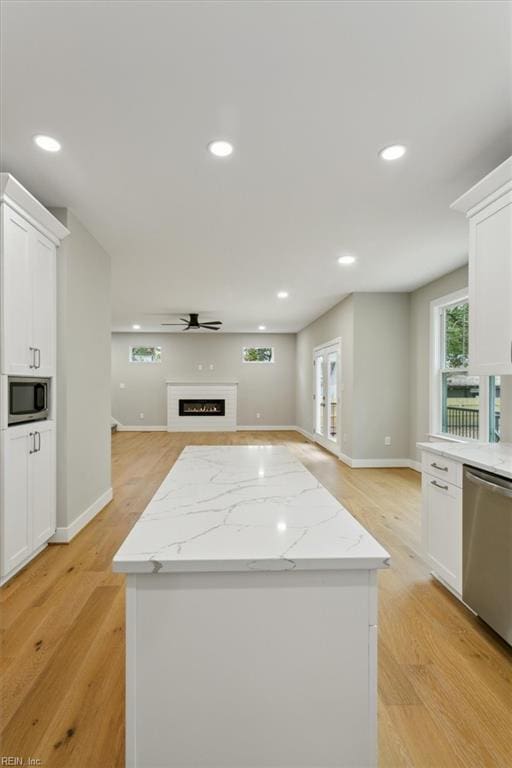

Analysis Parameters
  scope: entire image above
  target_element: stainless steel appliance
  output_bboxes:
[8,376,49,425]
[463,466,512,645]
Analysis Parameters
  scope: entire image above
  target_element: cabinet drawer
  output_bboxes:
[422,451,462,488]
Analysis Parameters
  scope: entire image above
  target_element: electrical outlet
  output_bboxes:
[209,364,214,370]
[385,436,391,446]
[139,412,145,420]
[197,363,203,371]
[119,382,126,389]
[256,412,261,419]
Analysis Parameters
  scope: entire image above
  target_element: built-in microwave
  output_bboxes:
[8,377,50,425]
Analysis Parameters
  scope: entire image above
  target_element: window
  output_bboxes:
[431,290,499,442]
[129,346,161,363]
[489,376,501,443]
[242,347,274,363]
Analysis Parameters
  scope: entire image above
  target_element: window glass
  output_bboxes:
[442,371,480,439]
[242,347,274,363]
[489,376,501,443]
[443,303,469,369]
[439,301,479,439]
[129,346,161,363]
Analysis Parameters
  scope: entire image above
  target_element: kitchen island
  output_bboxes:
[114,446,390,768]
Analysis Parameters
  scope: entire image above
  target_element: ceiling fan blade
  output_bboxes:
[161,323,186,326]
[179,317,190,323]
[200,324,221,330]
[182,326,191,331]
[202,320,222,325]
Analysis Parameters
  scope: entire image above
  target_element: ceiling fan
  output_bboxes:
[161,313,222,331]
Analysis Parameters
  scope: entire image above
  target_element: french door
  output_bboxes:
[313,340,341,454]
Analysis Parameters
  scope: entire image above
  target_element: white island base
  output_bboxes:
[115,447,389,768]
[126,568,378,768]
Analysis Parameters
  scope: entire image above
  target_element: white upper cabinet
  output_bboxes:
[30,228,57,376]
[451,157,512,375]
[0,174,68,377]
[1,206,33,374]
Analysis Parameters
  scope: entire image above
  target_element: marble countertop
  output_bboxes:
[417,441,512,480]
[113,446,390,574]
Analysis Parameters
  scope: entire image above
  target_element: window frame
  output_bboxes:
[241,346,275,364]
[128,345,162,364]
[430,289,490,442]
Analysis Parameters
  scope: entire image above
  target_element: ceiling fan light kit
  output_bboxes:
[161,313,223,331]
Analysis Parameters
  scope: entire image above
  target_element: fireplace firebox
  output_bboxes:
[179,399,226,417]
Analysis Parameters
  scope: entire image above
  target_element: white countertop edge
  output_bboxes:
[417,441,512,480]
[113,555,391,574]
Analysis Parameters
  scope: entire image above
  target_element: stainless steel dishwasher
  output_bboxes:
[463,466,512,645]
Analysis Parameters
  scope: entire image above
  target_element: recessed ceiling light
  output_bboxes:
[208,140,234,157]
[132,324,141,330]
[379,144,406,161]
[33,134,61,152]
[338,254,356,265]
[277,291,289,299]
[258,325,266,331]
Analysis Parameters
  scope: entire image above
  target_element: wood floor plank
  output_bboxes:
[0,430,510,768]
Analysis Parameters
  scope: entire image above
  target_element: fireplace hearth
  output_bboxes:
[179,399,226,417]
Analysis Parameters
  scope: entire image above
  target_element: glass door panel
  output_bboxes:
[314,354,325,435]
[327,352,337,442]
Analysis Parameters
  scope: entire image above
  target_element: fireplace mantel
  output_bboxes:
[166,382,237,432]
[165,380,238,386]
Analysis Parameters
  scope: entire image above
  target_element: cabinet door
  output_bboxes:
[422,473,462,593]
[1,426,31,577]
[31,229,56,376]
[469,192,512,375]
[0,205,34,374]
[31,421,56,548]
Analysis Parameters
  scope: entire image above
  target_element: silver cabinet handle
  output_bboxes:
[29,347,36,369]
[431,479,449,491]
[431,462,448,472]
[35,431,41,452]
[29,432,35,454]
[35,348,41,369]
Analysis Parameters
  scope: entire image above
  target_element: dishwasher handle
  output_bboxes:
[464,468,512,498]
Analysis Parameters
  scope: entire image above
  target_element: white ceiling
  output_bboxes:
[2,1,511,333]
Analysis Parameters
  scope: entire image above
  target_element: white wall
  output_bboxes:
[54,209,112,531]
[111,333,296,427]
[296,293,410,462]
[352,293,410,461]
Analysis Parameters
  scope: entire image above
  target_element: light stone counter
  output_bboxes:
[417,440,512,480]
[114,445,390,574]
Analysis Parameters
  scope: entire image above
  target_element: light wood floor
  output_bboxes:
[1,431,511,767]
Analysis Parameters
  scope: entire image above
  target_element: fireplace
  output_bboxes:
[179,399,226,417]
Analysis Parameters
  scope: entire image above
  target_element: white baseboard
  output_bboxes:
[339,452,353,467]
[50,487,113,543]
[294,426,315,441]
[237,425,298,431]
[408,460,421,472]
[117,425,167,431]
[349,458,413,469]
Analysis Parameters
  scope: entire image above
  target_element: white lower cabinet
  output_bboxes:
[421,453,462,595]
[1,420,56,583]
